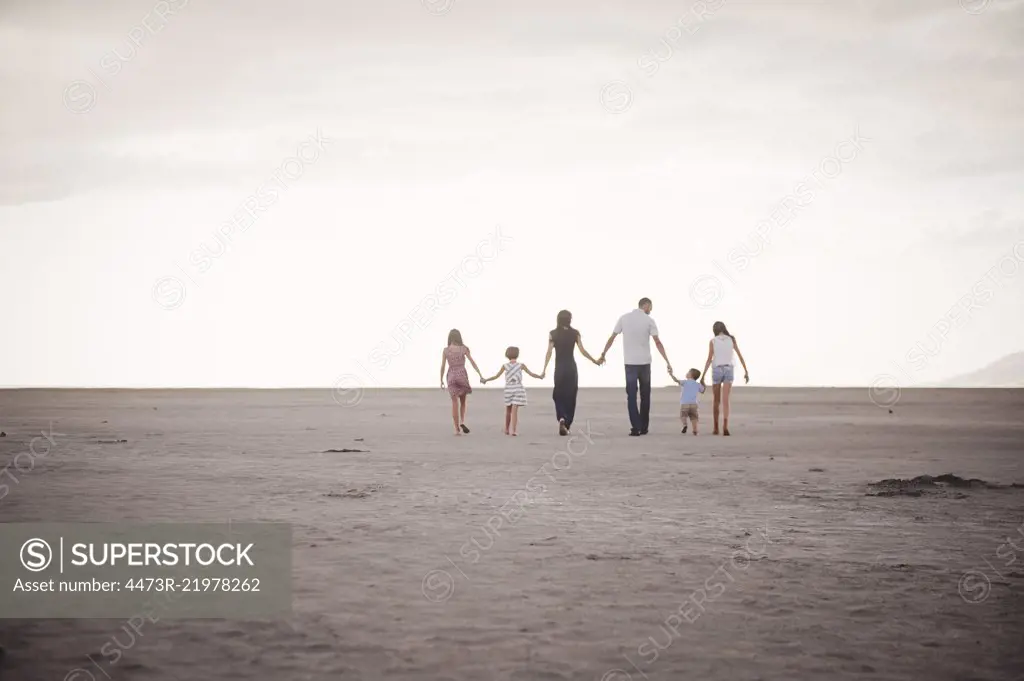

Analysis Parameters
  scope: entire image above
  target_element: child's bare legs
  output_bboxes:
[712,385,722,434]
[451,396,461,435]
[692,413,699,435]
[721,383,732,436]
[680,406,688,434]
[510,405,519,435]
[504,406,512,435]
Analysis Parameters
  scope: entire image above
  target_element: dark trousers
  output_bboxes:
[624,364,652,432]
[552,364,578,427]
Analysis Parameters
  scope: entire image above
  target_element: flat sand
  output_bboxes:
[1,387,1022,681]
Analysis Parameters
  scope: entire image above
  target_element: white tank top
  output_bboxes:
[712,334,734,366]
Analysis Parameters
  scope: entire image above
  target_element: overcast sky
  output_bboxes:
[1,0,1022,388]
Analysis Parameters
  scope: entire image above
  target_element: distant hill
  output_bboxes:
[941,352,1024,388]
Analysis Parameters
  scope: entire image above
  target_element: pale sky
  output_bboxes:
[1,0,1022,388]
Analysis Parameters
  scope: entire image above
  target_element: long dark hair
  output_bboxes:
[556,310,572,328]
[712,321,735,342]
[447,329,463,346]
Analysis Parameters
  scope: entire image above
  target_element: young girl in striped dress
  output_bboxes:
[482,346,544,436]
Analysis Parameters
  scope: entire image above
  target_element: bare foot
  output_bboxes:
[512,433,518,437]
[723,427,731,436]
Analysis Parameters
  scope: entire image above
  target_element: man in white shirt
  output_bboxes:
[598,297,673,436]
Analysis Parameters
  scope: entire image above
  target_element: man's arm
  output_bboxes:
[649,317,671,373]
[653,335,672,374]
[598,333,617,364]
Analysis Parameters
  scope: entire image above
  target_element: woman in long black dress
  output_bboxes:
[542,310,601,436]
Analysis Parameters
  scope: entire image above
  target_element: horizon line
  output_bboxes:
[1,385,1020,391]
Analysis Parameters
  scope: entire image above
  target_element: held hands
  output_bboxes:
[744,373,750,384]
[595,354,606,366]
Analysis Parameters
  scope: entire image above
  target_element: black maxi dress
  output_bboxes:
[550,326,579,428]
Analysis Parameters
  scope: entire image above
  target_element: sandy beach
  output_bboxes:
[1,387,1022,681]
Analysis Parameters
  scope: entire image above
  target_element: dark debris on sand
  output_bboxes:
[324,484,383,499]
[96,439,128,444]
[867,474,1023,497]
[323,448,368,453]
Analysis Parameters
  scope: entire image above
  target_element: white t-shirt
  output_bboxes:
[712,333,735,366]
[613,308,659,365]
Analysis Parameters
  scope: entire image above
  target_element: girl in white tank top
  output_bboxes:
[712,334,735,367]
[701,321,750,436]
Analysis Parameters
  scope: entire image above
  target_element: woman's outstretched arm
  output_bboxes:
[576,333,600,365]
[542,335,554,375]
[440,349,448,387]
[735,342,750,383]
[700,340,713,385]
[522,364,543,379]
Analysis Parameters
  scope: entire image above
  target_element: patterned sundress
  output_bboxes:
[445,345,473,398]
[503,362,528,406]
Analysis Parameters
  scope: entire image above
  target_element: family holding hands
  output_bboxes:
[440,298,749,438]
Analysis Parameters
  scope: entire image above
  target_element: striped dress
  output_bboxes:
[503,362,528,406]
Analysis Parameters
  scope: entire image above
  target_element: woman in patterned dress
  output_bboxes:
[440,329,484,436]
[482,346,543,436]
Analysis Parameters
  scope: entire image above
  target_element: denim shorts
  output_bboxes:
[712,364,734,385]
